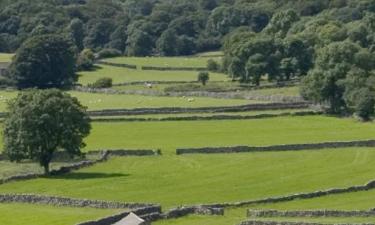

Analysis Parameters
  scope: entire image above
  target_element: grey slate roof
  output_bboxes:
[112,212,146,225]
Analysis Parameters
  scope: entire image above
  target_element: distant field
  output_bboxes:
[78,65,228,85]
[1,149,375,208]
[194,51,224,57]
[0,203,121,225]
[102,56,220,68]
[0,53,13,62]
[0,90,256,112]
[83,115,375,152]
[248,86,300,97]
[70,91,256,111]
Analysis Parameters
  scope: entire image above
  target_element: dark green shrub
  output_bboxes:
[77,49,95,71]
[88,77,113,88]
[207,59,220,72]
[198,72,210,86]
[96,48,122,59]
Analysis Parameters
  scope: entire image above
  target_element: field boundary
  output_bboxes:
[87,149,161,156]
[141,65,207,71]
[0,151,109,185]
[86,102,309,116]
[0,193,160,210]
[96,61,137,69]
[196,179,375,208]
[176,140,375,155]
[91,111,320,122]
[238,220,374,225]
[248,209,375,218]
[0,149,161,184]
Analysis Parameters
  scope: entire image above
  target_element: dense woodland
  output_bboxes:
[2,0,375,118]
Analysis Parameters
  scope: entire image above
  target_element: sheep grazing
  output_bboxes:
[187,98,195,102]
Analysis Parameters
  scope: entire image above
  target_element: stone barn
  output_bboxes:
[112,213,149,225]
[0,62,10,76]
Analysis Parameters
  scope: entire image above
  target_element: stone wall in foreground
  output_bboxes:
[0,193,158,209]
[239,220,374,225]
[248,209,375,218]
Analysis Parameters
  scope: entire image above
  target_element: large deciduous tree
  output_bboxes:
[8,35,77,89]
[301,41,375,116]
[3,89,91,174]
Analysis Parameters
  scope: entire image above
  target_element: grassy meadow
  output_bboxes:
[0,90,257,112]
[83,115,375,152]
[0,53,373,225]
[0,115,361,153]
[101,56,220,68]
[0,203,121,225]
[78,65,228,85]
[1,148,375,208]
[0,53,13,62]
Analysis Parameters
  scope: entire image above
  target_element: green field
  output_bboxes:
[154,208,375,225]
[248,86,300,97]
[0,203,121,225]
[83,115,375,152]
[78,65,228,85]
[0,90,257,112]
[1,148,375,208]
[249,188,375,211]
[102,56,220,68]
[0,53,13,62]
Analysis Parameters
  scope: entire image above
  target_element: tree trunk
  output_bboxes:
[43,163,50,175]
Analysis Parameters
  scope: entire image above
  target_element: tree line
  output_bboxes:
[0,0,373,56]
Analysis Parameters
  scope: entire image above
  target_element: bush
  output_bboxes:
[77,49,95,71]
[88,77,113,88]
[96,48,122,59]
[197,71,210,86]
[207,59,220,72]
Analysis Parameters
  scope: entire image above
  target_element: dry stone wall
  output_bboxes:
[141,66,207,71]
[195,179,375,208]
[248,209,375,218]
[92,111,320,123]
[97,61,137,69]
[87,102,309,117]
[176,140,375,155]
[87,149,160,157]
[161,206,224,219]
[0,193,158,210]
[239,220,374,225]
[0,152,109,185]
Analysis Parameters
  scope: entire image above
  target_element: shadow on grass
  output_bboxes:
[47,172,129,180]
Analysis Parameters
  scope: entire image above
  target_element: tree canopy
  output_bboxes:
[8,34,77,89]
[1,0,374,56]
[3,89,91,174]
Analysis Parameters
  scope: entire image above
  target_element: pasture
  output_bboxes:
[0,203,121,225]
[0,53,13,62]
[78,65,228,85]
[0,90,256,112]
[1,148,375,208]
[101,56,220,68]
[84,115,375,152]
[0,53,373,225]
